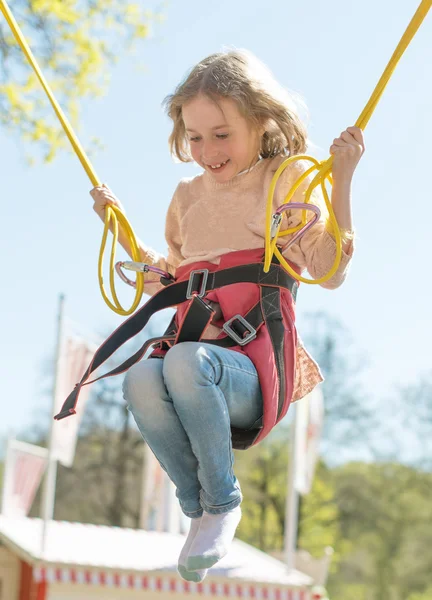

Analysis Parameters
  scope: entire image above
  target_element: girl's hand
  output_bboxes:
[90,184,125,222]
[330,126,365,183]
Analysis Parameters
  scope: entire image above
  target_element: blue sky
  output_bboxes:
[1,0,431,443]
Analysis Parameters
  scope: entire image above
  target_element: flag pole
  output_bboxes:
[1,434,14,515]
[41,293,65,556]
[284,402,300,571]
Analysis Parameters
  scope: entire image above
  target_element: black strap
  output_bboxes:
[261,285,286,420]
[54,281,189,419]
[209,263,297,298]
[175,295,215,344]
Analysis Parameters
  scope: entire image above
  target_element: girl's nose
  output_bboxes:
[202,140,218,160]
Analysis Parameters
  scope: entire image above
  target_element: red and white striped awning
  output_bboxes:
[34,568,311,599]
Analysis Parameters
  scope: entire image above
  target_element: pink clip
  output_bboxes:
[273,202,321,252]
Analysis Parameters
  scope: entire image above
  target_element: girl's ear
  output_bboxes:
[258,117,271,137]
[258,121,266,137]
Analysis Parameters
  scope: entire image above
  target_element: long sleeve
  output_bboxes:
[275,160,354,289]
[164,187,184,273]
[139,186,184,297]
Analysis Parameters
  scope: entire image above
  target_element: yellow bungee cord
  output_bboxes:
[0,0,143,316]
[1,0,431,307]
[265,0,432,283]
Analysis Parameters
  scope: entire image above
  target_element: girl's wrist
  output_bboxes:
[330,177,353,232]
[332,173,353,189]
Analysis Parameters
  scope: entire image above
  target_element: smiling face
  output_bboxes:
[181,94,262,182]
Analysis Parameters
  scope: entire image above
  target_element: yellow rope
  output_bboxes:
[264,0,432,283]
[0,0,143,315]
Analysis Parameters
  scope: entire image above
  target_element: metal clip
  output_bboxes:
[223,315,257,346]
[270,213,283,239]
[121,261,149,273]
[115,261,174,289]
[186,269,209,299]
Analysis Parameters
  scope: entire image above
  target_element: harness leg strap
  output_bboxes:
[54,279,191,420]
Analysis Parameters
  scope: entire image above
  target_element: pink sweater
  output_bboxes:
[140,155,354,401]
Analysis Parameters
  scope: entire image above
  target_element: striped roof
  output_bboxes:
[32,568,311,599]
[0,516,312,588]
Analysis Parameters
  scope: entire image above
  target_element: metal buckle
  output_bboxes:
[186,269,209,299]
[223,315,257,346]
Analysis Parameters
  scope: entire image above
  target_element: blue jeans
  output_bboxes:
[123,342,263,518]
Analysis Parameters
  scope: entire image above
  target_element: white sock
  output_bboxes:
[177,517,207,582]
[186,506,241,571]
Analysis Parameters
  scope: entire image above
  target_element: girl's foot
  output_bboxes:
[186,506,241,571]
[177,517,208,582]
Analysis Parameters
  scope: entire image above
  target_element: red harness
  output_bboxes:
[54,248,299,450]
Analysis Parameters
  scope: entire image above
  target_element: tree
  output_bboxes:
[329,462,432,600]
[0,0,162,161]
[235,433,289,552]
[396,371,432,470]
[297,462,342,561]
[299,311,377,463]
[407,588,432,600]
[235,440,343,561]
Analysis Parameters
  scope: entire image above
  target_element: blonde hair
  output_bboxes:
[163,49,308,163]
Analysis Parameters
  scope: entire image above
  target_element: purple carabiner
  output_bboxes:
[271,202,321,251]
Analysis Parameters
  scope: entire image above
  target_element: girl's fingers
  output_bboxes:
[332,129,364,153]
[340,130,357,144]
[90,184,124,215]
[93,189,116,202]
[347,126,364,146]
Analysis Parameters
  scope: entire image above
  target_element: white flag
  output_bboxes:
[294,386,324,495]
[1,439,48,517]
[51,335,96,467]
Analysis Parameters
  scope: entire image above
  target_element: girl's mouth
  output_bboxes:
[207,159,230,173]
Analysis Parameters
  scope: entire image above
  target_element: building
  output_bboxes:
[0,515,314,600]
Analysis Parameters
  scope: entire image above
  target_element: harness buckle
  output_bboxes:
[186,269,209,299]
[223,314,257,346]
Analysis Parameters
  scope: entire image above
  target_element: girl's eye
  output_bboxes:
[216,134,228,139]
[189,137,201,143]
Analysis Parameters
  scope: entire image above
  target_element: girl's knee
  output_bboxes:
[123,359,164,408]
[163,343,219,389]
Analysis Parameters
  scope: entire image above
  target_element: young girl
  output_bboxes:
[91,49,364,581]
